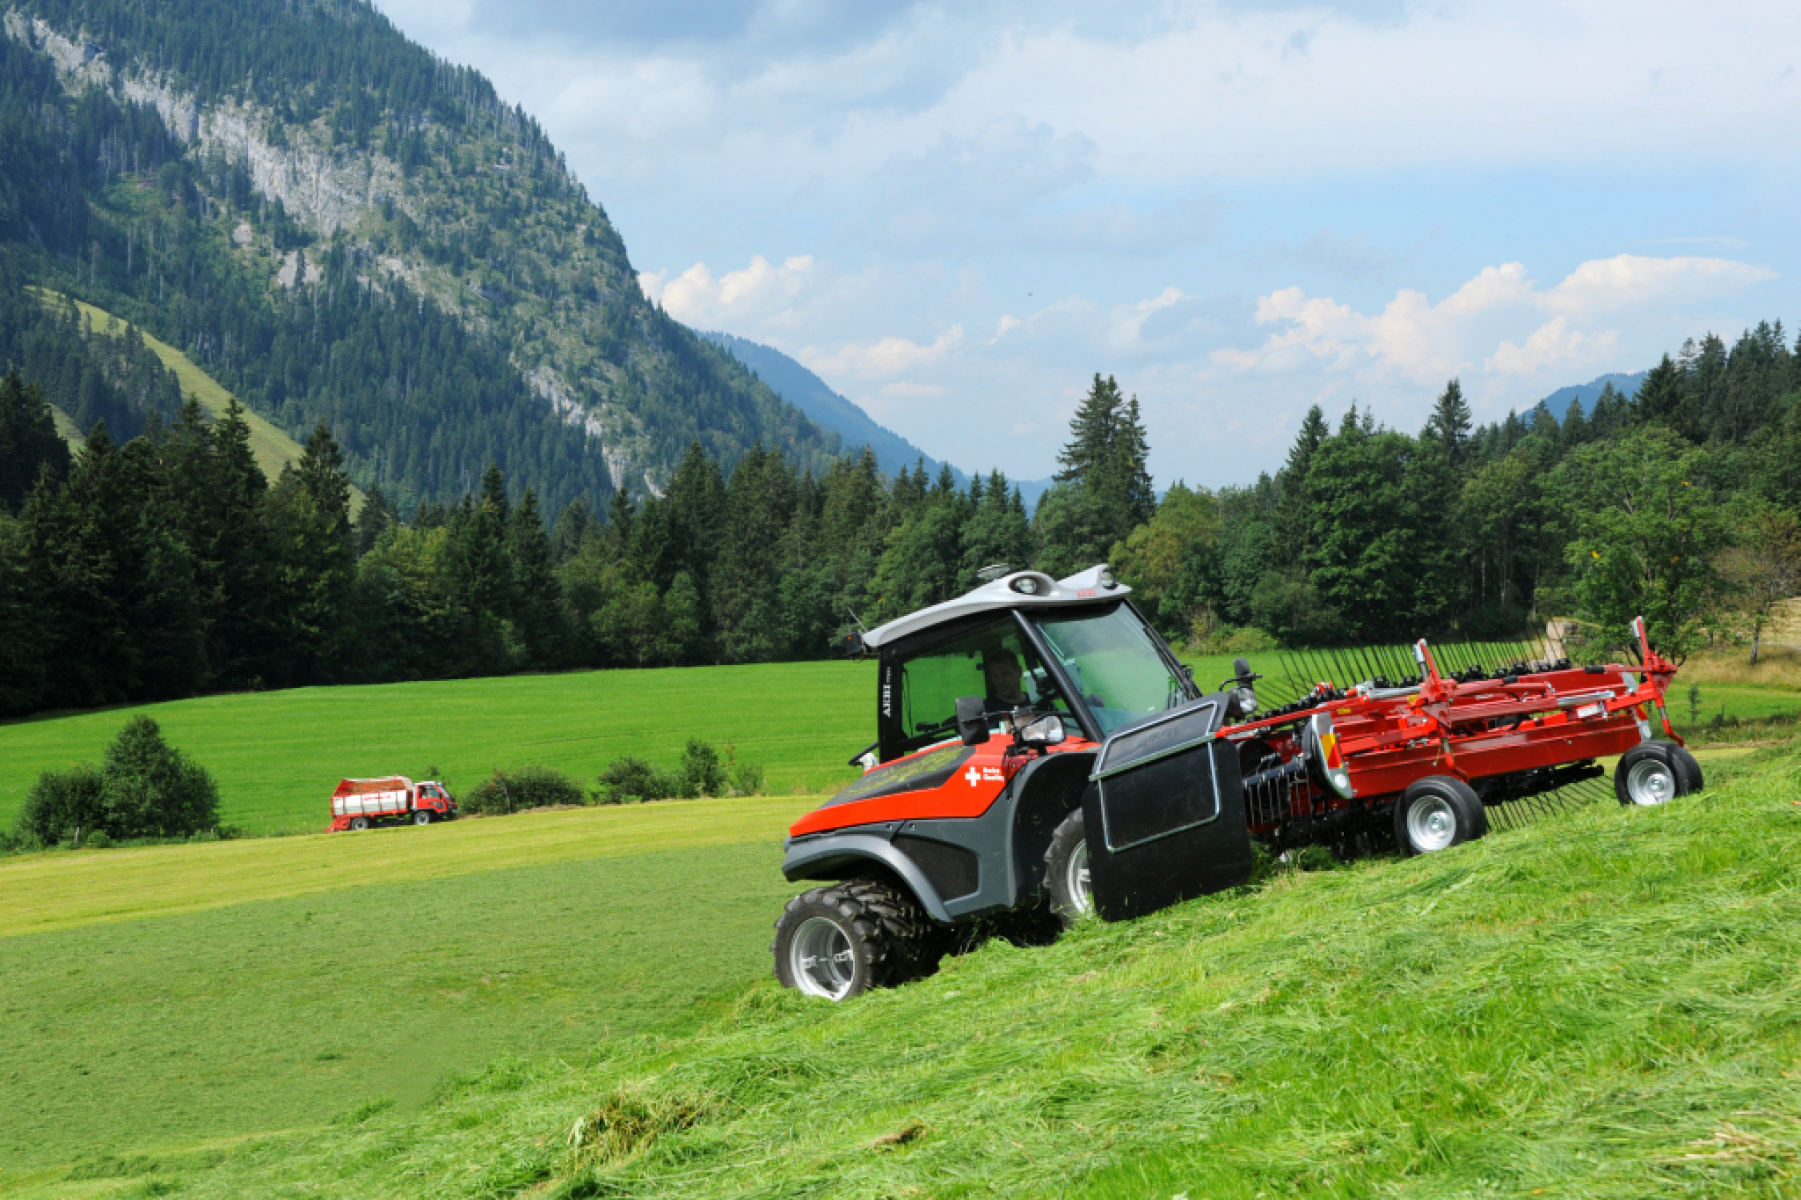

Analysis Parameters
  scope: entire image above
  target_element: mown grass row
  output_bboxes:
[51,739,1795,1199]
[0,830,801,1174]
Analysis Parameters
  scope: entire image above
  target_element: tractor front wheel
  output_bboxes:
[1394,776,1486,856]
[1044,809,1094,927]
[772,879,941,1001]
[413,810,432,826]
[1615,743,1697,807]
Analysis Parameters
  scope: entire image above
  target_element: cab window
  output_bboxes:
[891,621,1069,757]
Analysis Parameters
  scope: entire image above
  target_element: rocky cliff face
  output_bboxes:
[1,4,828,497]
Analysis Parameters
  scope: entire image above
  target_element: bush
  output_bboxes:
[591,741,767,804]
[16,762,105,845]
[462,765,584,815]
[728,757,766,798]
[679,739,725,798]
[1188,624,1278,656]
[99,716,220,839]
[591,756,678,805]
[14,718,219,846]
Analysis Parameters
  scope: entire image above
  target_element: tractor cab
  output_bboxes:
[864,565,1204,765]
[774,566,1259,1000]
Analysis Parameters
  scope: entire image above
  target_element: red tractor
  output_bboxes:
[772,566,1697,1000]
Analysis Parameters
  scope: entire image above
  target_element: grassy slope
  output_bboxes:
[0,803,801,1175]
[0,794,796,939]
[0,653,1292,836]
[38,291,364,510]
[48,740,1793,1200]
[0,662,880,834]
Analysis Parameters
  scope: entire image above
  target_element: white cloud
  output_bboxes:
[879,381,947,397]
[1221,254,1778,391]
[801,326,965,379]
[639,254,819,329]
[1486,317,1620,378]
[1542,254,1779,317]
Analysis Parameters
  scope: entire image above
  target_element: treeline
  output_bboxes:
[1117,322,1801,658]
[4,321,1799,718]
[0,369,1122,715]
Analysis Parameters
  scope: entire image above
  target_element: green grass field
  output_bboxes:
[1,739,1788,1198]
[0,654,1289,837]
[0,800,801,1178]
[0,663,881,835]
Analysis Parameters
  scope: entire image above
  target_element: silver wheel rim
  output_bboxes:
[351,818,368,831]
[414,811,430,825]
[1405,796,1457,852]
[790,916,857,1000]
[1625,759,1675,806]
[1066,839,1093,915]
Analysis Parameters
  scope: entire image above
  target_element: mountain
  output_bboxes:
[1537,371,1645,417]
[0,0,841,515]
[700,330,1052,508]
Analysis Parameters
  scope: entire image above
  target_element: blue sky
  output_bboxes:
[372,0,1800,486]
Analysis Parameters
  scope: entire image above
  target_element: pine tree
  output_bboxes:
[1422,379,1473,468]
[265,424,356,684]
[0,372,70,513]
[508,487,562,667]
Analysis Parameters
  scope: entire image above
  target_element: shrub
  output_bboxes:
[462,765,584,815]
[1188,624,1278,656]
[591,756,678,805]
[16,762,105,845]
[98,716,220,839]
[678,739,725,798]
[591,741,767,803]
[728,758,766,798]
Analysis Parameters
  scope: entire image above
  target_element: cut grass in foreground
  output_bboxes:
[0,802,801,1174]
[82,739,1799,1200]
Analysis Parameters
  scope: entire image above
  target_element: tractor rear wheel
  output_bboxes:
[1394,776,1486,856]
[1615,743,1695,807]
[772,878,942,1001]
[1044,808,1093,927]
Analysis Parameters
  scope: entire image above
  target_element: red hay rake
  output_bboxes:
[1224,616,1683,850]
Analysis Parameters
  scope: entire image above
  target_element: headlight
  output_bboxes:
[1099,568,1116,589]
[1020,714,1066,745]
[1012,577,1040,595]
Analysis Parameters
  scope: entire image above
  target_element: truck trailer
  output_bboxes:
[328,777,456,832]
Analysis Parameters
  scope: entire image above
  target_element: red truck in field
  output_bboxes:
[328,777,456,832]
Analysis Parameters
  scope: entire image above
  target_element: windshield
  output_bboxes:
[1031,603,1194,735]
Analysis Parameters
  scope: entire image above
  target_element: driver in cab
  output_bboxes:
[981,648,1036,730]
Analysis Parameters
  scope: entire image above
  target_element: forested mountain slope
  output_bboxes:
[0,0,840,514]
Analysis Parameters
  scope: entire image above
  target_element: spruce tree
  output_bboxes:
[508,487,562,667]
[1422,379,1474,468]
[0,372,70,513]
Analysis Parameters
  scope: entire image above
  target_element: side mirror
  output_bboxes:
[955,696,990,746]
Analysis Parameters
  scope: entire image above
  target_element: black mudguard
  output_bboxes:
[1081,700,1256,921]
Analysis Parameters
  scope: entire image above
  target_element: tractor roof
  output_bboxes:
[860,565,1130,650]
